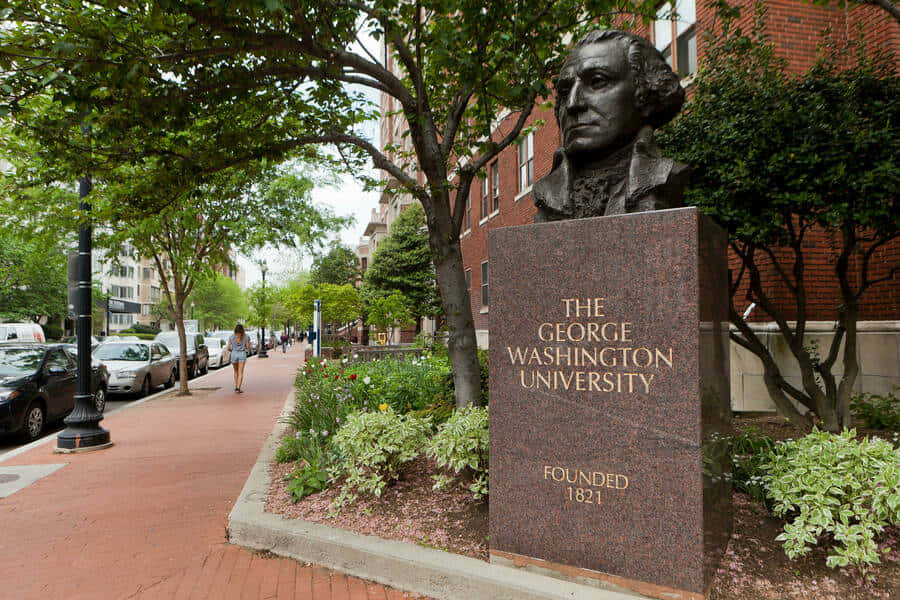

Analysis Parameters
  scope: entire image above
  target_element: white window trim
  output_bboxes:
[514,187,532,202]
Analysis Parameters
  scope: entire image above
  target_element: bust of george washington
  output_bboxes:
[534,30,689,222]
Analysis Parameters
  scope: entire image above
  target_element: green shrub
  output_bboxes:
[43,323,64,341]
[328,407,432,510]
[729,427,776,503]
[851,388,900,430]
[762,429,900,575]
[427,406,489,500]
[287,459,330,501]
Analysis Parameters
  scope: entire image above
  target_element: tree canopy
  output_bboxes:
[187,272,248,331]
[658,12,899,431]
[0,0,653,406]
[310,242,362,287]
[0,229,67,322]
[362,203,439,323]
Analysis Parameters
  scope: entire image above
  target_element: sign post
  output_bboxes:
[313,299,321,357]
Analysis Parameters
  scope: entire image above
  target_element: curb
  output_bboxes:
[227,392,645,600]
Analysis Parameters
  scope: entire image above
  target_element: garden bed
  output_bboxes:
[266,414,899,599]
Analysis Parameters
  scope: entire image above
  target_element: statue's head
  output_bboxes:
[554,30,685,162]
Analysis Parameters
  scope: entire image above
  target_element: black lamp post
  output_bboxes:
[57,164,111,452]
[258,261,269,358]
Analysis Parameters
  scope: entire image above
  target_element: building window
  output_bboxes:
[150,286,160,301]
[518,132,534,192]
[481,177,489,220]
[480,261,489,307]
[361,257,368,272]
[141,304,150,316]
[143,267,152,280]
[653,0,696,77]
[111,285,134,299]
[491,162,499,212]
[465,191,471,230]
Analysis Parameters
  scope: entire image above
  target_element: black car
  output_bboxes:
[0,343,110,442]
[153,331,209,379]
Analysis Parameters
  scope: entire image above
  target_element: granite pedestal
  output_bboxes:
[488,207,731,600]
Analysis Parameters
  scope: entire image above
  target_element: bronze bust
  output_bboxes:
[534,30,689,222]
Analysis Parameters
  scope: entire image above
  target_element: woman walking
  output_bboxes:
[227,324,250,393]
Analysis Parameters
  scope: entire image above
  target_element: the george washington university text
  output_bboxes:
[505,297,674,394]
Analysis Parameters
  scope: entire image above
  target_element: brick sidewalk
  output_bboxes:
[0,342,421,599]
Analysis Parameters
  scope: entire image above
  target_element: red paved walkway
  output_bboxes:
[0,342,419,599]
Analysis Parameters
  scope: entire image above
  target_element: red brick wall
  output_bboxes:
[454,1,899,331]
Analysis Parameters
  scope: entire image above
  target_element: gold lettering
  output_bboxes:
[599,347,617,367]
[562,298,576,318]
[587,322,601,342]
[621,322,632,342]
[602,372,615,392]
[617,475,629,489]
[589,371,602,391]
[567,322,585,342]
[638,373,654,393]
[519,370,534,388]
[544,465,553,480]
[538,323,554,342]
[593,297,606,317]
[656,347,673,368]
[575,371,586,391]
[506,346,527,365]
[536,370,551,389]
[551,467,565,481]
[601,322,618,341]
[633,347,653,368]
[527,347,542,365]
[593,472,605,487]
[579,348,597,366]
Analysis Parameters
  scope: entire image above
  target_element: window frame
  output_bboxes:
[518,132,534,193]
[490,162,500,213]
[651,0,697,78]
[480,261,489,307]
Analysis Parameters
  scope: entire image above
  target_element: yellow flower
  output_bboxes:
[379,403,388,412]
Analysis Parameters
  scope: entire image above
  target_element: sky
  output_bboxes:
[238,167,379,288]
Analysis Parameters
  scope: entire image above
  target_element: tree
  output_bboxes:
[0,0,651,407]
[102,167,345,393]
[361,204,439,332]
[366,292,414,344]
[284,283,361,333]
[187,272,248,331]
[0,230,67,323]
[310,242,362,287]
[657,12,899,431]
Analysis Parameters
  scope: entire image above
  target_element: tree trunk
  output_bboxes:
[173,303,190,395]
[429,229,481,408]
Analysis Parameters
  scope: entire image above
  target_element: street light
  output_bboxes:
[258,261,269,358]
[56,146,111,453]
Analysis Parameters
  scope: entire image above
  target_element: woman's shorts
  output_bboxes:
[232,350,247,363]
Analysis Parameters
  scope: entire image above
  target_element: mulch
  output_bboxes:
[266,414,899,599]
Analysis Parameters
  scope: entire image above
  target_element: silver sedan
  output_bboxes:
[204,337,231,368]
[93,341,176,397]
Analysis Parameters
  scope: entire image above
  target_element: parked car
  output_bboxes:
[93,341,176,396]
[204,337,231,368]
[0,322,46,343]
[0,343,109,442]
[245,330,260,355]
[60,335,101,350]
[153,331,209,379]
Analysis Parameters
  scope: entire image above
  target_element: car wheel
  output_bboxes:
[138,376,151,397]
[94,386,107,414]
[164,369,175,388]
[20,402,45,442]
[187,361,195,379]
[201,360,208,376]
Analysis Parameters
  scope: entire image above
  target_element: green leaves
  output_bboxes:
[427,406,489,500]
[762,429,900,575]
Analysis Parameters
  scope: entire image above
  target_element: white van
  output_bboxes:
[0,322,46,343]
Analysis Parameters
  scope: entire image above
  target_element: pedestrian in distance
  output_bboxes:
[280,332,288,353]
[227,323,250,393]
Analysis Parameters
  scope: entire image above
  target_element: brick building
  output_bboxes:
[368,0,899,408]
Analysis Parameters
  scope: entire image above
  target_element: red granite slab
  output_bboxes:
[488,207,731,598]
